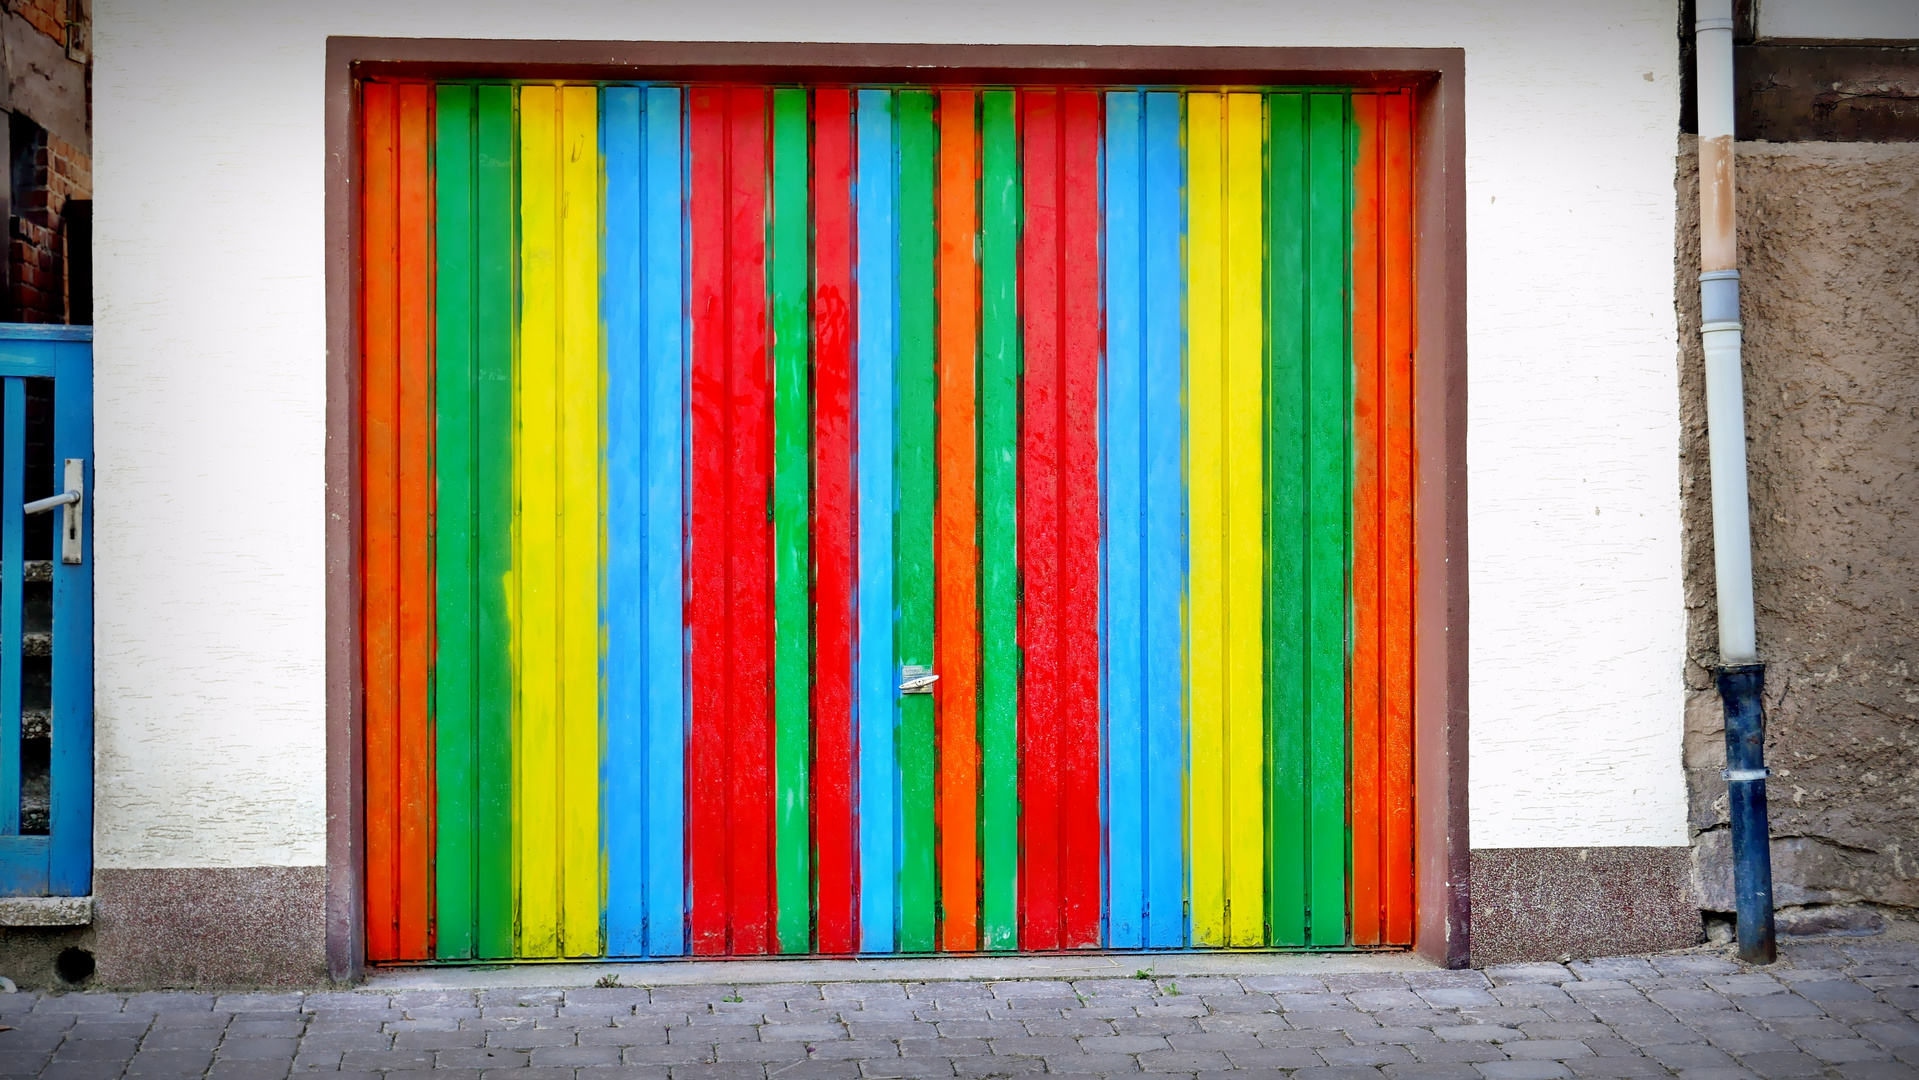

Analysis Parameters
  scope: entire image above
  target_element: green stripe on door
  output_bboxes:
[977,89,1020,952]
[895,90,939,953]
[769,87,813,955]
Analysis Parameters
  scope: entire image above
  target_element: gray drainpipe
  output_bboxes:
[1695,0,1776,965]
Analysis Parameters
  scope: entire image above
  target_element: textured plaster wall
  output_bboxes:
[1676,138,1919,912]
[92,0,1685,868]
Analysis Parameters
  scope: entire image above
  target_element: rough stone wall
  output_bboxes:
[1678,137,1919,914]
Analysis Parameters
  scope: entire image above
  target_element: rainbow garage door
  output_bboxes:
[360,81,1416,962]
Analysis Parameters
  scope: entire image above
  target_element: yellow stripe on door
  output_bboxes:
[514,85,602,959]
[1185,93,1227,947]
[1187,92,1269,947]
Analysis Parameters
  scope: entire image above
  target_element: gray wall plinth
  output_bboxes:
[1470,846,1701,966]
[93,866,327,988]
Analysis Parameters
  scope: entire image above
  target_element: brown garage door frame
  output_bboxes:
[321,36,1468,982]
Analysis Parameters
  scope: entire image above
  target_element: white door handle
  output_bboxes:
[22,460,82,564]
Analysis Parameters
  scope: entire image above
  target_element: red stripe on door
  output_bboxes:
[689,86,774,956]
[812,88,857,955]
[1018,89,1102,951]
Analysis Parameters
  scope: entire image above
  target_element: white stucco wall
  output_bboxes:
[91,0,1687,869]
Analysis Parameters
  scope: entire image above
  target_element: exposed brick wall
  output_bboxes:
[11,126,89,322]
[11,0,67,47]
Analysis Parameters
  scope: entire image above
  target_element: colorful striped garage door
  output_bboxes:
[359,80,1415,962]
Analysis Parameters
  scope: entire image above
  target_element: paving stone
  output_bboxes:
[672,1064,769,1080]
[1287,1067,1385,1080]
[1473,1063,1571,1080]
[1324,975,1413,994]
[1701,977,1784,998]
[205,1061,295,1080]
[1738,995,1825,1020]
[900,1037,986,1058]
[52,1034,144,1059]
[1767,1017,1857,1040]
[1486,968,1575,988]
[41,1062,138,1080]
[36,996,128,1015]
[1406,973,1494,992]
[338,1047,434,1070]
[437,1048,529,1068]
[856,1056,955,1078]
[1502,1041,1594,1061]
[1857,1021,1919,1048]
[1380,1065,1482,1080]
[1350,992,1432,1013]
[1044,1052,1140,1072]
[1494,987,1574,1008]
[1350,1027,1441,1045]
[1793,979,1880,1003]
[1418,990,1499,1010]
[218,1036,302,1061]
[1462,1009,1553,1027]
[301,994,388,1014]
[1517,1024,1611,1041]
[1824,1001,1908,1024]
[1648,1042,1737,1068]
[778,1062,865,1079]
[1026,1016,1118,1036]
[1136,1049,1235,1071]
[1833,1063,1919,1080]
[1798,1038,1894,1063]
[1260,1029,1363,1050]
[801,1040,907,1062]
[1224,1047,1326,1069]
[1319,1043,1418,1066]
[1651,989,1734,1012]
[1578,1038,1641,1058]
[1431,1027,1524,1044]
[1409,1043,1507,1064]
[1282,994,1358,1012]
[1563,1058,1674,1079]
[1703,1028,1797,1055]
[125,1048,216,1074]
[1167,1032,1261,1052]
[127,993,217,1014]
[1241,977,1329,994]
[1205,995,1282,1015]
[1731,1051,1825,1077]
[626,1043,724,1065]
[141,1026,227,1051]
[1569,961,1658,984]
[951,1060,1044,1078]
[295,1028,385,1051]
[485,1025,579,1049]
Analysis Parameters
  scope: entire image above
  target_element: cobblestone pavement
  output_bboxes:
[2,941,1917,1080]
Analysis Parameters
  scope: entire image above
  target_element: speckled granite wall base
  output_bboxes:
[1470,847,1701,966]
[92,866,328,988]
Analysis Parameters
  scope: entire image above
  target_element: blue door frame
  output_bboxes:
[0,325,91,897]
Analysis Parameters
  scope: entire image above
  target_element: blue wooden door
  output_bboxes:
[0,326,90,896]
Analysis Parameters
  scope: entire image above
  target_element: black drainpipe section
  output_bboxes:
[1717,663,1775,964]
